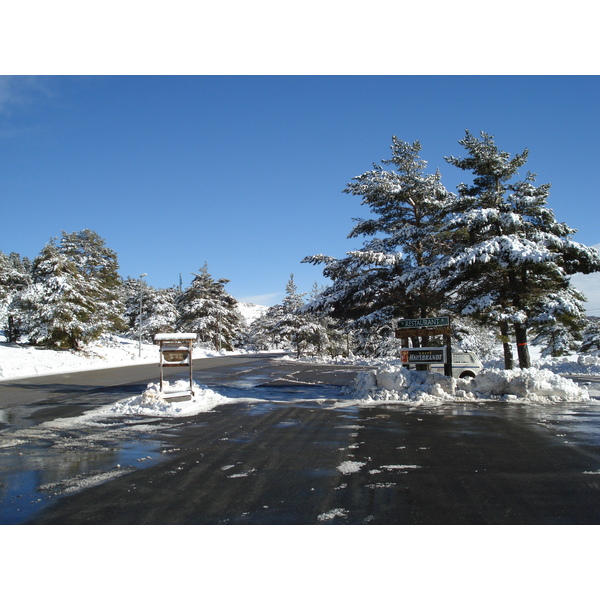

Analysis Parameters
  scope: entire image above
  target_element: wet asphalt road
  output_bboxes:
[2,355,600,525]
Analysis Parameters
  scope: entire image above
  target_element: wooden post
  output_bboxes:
[444,333,453,377]
[159,344,165,392]
[188,338,194,395]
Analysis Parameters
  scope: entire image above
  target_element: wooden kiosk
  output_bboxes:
[154,333,197,400]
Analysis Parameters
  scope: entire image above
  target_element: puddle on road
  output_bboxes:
[0,423,165,524]
[274,420,300,428]
[216,383,347,413]
[0,380,354,524]
[218,374,273,389]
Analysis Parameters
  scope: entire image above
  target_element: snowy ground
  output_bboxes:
[0,302,270,380]
[0,333,224,380]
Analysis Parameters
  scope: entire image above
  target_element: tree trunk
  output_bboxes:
[500,321,514,370]
[7,315,18,343]
[514,322,531,368]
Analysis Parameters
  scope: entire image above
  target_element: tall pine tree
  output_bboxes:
[15,230,126,348]
[442,131,600,368]
[24,241,97,348]
[304,138,454,354]
[0,251,32,342]
[176,264,244,351]
[60,229,125,335]
[121,278,179,342]
[266,274,309,357]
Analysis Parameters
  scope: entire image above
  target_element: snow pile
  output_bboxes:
[318,508,349,521]
[337,461,366,474]
[534,353,600,376]
[470,368,588,401]
[352,366,590,404]
[353,368,461,403]
[110,379,241,417]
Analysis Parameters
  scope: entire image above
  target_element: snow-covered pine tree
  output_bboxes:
[443,131,530,368]
[530,288,588,357]
[0,251,32,342]
[304,138,454,355]
[443,131,600,368]
[0,252,31,301]
[580,318,600,356]
[23,241,98,348]
[301,282,347,357]
[142,286,179,340]
[176,264,244,351]
[13,230,127,348]
[267,274,310,357]
[246,304,283,350]
[121,278,179,342]
[120,277,142,332]
[59,229,125,335]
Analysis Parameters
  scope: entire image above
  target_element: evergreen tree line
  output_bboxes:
[0,230,345,356]
[0,231,249,351]
[303,131,600,367]
[246,276,350,358]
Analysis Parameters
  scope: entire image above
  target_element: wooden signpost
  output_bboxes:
[154,333,197,400]
[396,316,453,377]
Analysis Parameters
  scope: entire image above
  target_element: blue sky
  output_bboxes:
[1,75,599,312]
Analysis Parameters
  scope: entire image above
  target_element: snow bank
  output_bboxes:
[0,336,158,380]
[352,366,591,404]
[0,334,229,381]
[470,368,589,401]
[534,353,600,376]
[110,379,245,417]
[30,379,249,433]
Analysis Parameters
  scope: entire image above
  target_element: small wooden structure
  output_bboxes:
[154,333,197,400]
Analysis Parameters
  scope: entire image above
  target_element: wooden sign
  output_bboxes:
[401,347,446,364]
[396,316,453,377]
[154,333,197,399]
[396,316,451,338]
[397,317,450,329]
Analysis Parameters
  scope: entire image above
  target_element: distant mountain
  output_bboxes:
[237,301,269,325]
